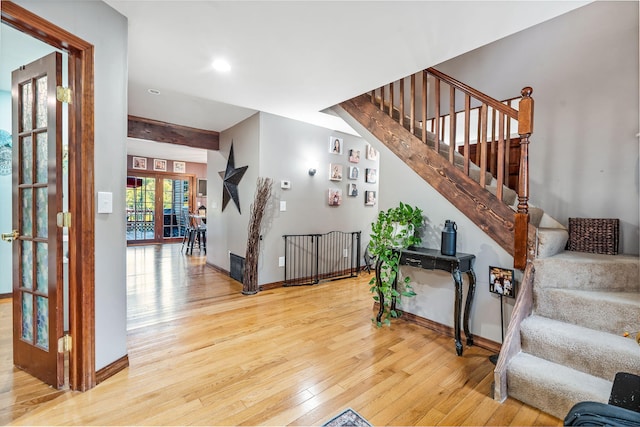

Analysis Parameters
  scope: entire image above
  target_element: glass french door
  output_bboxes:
[126,176,155,242]
[162,178,190,239]
[10,52,64,388]
[126,173,193,244]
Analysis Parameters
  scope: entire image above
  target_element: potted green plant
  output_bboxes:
[368,202,423,326]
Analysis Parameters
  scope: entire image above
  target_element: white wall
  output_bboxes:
[15,0,129,370]
[435,0,640,255]
[207,113,260,271]
[207,112,379,286]
[0,90,11,294]
[258,112,379,285]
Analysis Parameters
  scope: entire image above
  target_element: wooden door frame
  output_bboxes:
[2,1,96,391]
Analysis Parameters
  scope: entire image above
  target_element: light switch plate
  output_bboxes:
[97,191,113,214]
[280,201,286,212]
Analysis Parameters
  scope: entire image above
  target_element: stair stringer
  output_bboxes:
[336,95,537,261]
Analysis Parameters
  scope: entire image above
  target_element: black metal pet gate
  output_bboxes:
[283,231,361,286]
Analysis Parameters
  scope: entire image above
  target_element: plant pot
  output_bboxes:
[391,223,413,248]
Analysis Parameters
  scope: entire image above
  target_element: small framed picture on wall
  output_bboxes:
[348,183,358,197]
[153,158,167,172]
[365,168,377,183]
[348,166,359,180]
[329,163,343,181]
[365,190,376,206]
[328,189,342,206]
[348,149,360,163]
[329,137,343,155]
[173,161,186,173]
[132,156,147,170]
[366,144,378,160]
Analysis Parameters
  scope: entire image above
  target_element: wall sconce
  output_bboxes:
[308,168,317,176]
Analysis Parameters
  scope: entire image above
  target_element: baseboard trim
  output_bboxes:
[258,272,360,291]
[95,354,129,385]
[373,303,502,353]
[259,281,285,291]
[206,262,229,276]
[0,293,11,299]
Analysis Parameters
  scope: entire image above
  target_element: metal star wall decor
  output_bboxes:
[219,142,248,213]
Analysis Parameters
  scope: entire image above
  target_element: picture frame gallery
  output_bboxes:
[327,137,378,207]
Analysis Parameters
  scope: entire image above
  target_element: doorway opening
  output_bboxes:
[1,1,96,392]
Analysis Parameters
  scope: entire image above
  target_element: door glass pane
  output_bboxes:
[21,81,33,132]
[35,187,48,237]
[21,293,33,342]
[21,135,32,184]
[35,296,49,350]
[36,132,47,183]
[35,75,48,129]
[162,178,190,238]
[36,242,48,295]
[21,188,32,237]
[21,241,33,290]
[126,176,155,241]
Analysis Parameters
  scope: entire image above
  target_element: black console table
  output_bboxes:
[377,246,476,356]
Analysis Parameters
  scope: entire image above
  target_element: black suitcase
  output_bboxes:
[564,401,640,426]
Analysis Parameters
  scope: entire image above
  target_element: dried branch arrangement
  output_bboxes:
[243,177,273,295]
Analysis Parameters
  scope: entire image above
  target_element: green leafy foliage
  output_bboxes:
[368,202,423,326]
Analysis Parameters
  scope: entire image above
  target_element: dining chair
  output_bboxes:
[179,209,194,253]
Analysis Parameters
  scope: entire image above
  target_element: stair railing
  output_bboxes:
[493,261,535,402]
[368,68,533,268]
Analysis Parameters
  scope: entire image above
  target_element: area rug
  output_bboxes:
[322,408,372,427]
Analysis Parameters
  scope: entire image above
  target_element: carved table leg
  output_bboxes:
[452,268,463,356]
[375,259,385,324]
[464,269,476,346]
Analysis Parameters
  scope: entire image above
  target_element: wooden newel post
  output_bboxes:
[514,87,533,269]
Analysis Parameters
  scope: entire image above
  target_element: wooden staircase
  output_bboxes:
[336,68,537,268]
[332,67,580,413]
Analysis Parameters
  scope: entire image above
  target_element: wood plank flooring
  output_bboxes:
[2,244,562,426]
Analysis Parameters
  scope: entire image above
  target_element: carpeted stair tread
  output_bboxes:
[528,207,545,228]
[507,352,612,419]
[485,185,517,205]
[534,252,640,292]
[534,288,640,335]
[536,227,569,259]
[520,315,640,381]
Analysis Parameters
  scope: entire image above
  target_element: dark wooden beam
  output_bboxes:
[127,115,219,150]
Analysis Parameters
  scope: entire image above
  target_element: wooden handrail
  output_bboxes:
[426,96,520,127]
[494,261,535,402]
[426,67,519,120]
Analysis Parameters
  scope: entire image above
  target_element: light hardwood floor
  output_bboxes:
[2,244,561,426]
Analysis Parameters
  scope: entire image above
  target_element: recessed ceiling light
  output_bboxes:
[212,58,231,73]
[148,89,161,95]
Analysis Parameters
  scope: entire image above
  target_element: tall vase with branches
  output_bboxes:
[243,177,273,295]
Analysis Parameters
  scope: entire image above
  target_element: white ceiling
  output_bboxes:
[3,1,590,164]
